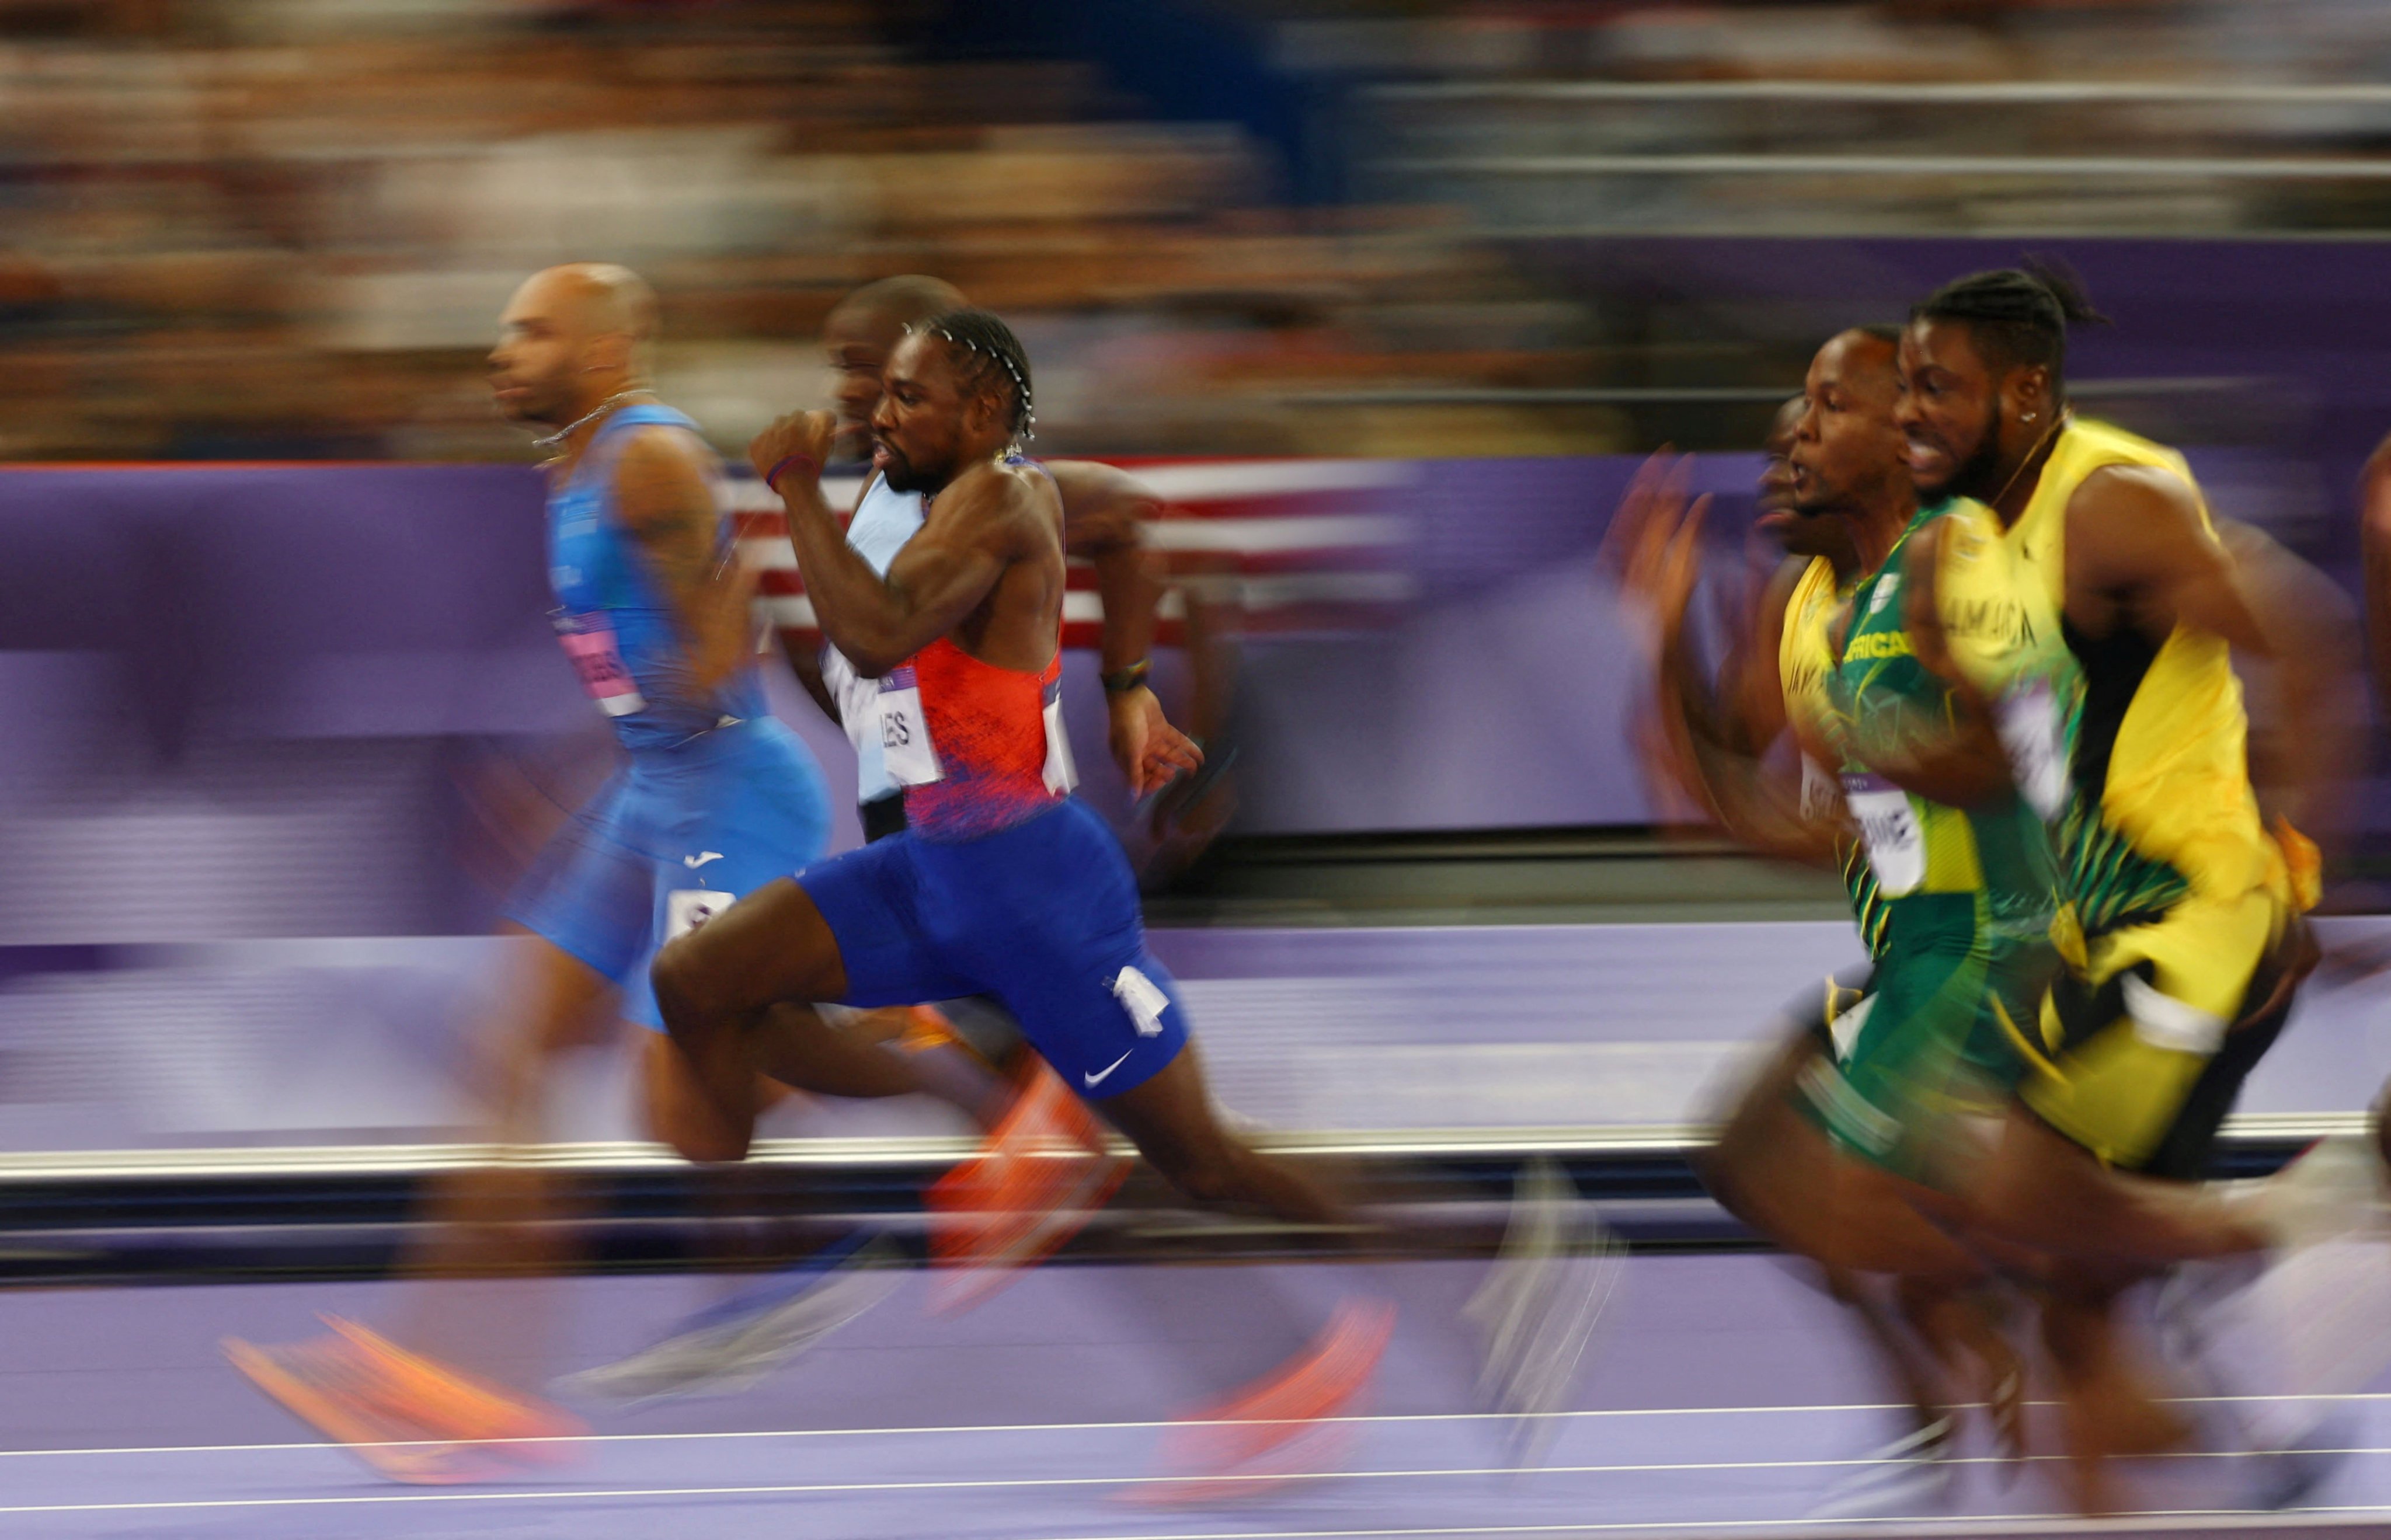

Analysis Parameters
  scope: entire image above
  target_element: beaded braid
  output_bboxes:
[914,307,1035,446]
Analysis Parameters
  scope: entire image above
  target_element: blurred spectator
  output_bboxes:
[2,1,2389,463]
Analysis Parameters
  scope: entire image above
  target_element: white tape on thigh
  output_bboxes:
[1827,993,1877,1066]
[1112,966,1171,1037]
[666,889,736,942]
[2122,971,2228,1057]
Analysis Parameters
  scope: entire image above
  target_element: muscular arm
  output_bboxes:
[2066,465,2270,654]
[778,631,842,723]
[1661,557,1797,765]
[1641,548,1839,866]
[2071,465,2351,840]
[1873,513,2014,808]
[772,459,1020,678]
[2217,518,2363,849]
[1046,458,1203,795]
[2359,434,2391,709]
[614,427,748,692]
[1048,459,1161,674]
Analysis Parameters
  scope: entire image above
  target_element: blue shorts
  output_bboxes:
[508,717,830,1027]
[798,797,1190,1097]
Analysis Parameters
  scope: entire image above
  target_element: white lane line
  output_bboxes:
[1063,1516,2391,1540]
[0,1403,1906,1459]
[8,1391,2389,1461]
[1036,1510,2391,1540]
[8,1452,2391,1519]
[8,1473,2390,1527]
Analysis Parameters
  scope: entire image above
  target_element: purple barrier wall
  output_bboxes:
[0,457,2370,1155]
[0,451,2364,867]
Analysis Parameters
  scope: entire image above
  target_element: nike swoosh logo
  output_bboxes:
[683,852,724,869]
[1083,1050,1134,1089]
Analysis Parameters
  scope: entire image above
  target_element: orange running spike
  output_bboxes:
[224,1336,518,1486]
[319,1317,584,1462]
[1129,1297,1398,1506]
[926,1057,1127,1312]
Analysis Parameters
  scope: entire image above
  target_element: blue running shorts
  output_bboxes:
[509,716,831,1027]
[798,797,1190,1097]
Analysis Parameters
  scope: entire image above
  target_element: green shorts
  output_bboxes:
[1796,933,2056,1181]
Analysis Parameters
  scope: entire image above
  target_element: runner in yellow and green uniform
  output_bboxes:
[1620,330,2032,1511]
[1894,263,2376,1512]
[1807,502,2058,1183]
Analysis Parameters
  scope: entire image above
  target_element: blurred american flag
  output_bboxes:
[729,458,1418,651]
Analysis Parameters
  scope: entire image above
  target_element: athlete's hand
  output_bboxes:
[1598,450,1687,585]
[1600,452,1710,645]
[749,410,837,492]
[1108,685,1203,797]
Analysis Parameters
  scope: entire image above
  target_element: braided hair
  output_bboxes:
[1910,258,2108,393]
[914,307,1034,445]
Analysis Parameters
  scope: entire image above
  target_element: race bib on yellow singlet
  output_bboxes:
[1799,754,1839,823]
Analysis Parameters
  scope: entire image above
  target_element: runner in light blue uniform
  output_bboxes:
[514,396,830,1028]
[224,263,844,1481]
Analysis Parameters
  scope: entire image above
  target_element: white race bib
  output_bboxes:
[877,665,944,786]
[1994,680,2070,822]
[1798,754,1839,823]
[1842,772,1924,896]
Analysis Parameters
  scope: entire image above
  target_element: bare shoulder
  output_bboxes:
[2067,461,2212,572]
[932,459,1060,539]
[1043,458,1151,506]
[2070,462,2202,528]
[612,424,716,511]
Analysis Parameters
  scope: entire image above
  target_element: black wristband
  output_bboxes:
[1101,660,1151,694]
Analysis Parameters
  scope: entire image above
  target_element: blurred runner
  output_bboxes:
[225,264,948,1482]
[797,276,1198,851]
[1892,263,2377,1508]
[1614,335,2037,1514]
[786,275,1205,1301]
[656,308,1400,1487]
[2354,435,2391,1175]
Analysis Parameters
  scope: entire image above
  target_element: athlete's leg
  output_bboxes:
[476,925,624,1144]
[1094,1040,1345,1227]
[1722,1074,1990,1277]
[650,876,932,1160]
[1976,894,2302,1267]
[1975,1103,2268,1265]
[412,928,620,1285]
[2040,1262,2193,1514]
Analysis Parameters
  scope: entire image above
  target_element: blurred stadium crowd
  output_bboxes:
[8,0,2391,466]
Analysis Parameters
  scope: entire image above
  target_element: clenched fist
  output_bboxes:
[749,410,838,493]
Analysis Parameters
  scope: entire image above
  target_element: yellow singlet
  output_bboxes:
[1933,417,2279,938]
[1779,554,1896,956]
[1932,418,2292,1170]
[1779,555,1842,762]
